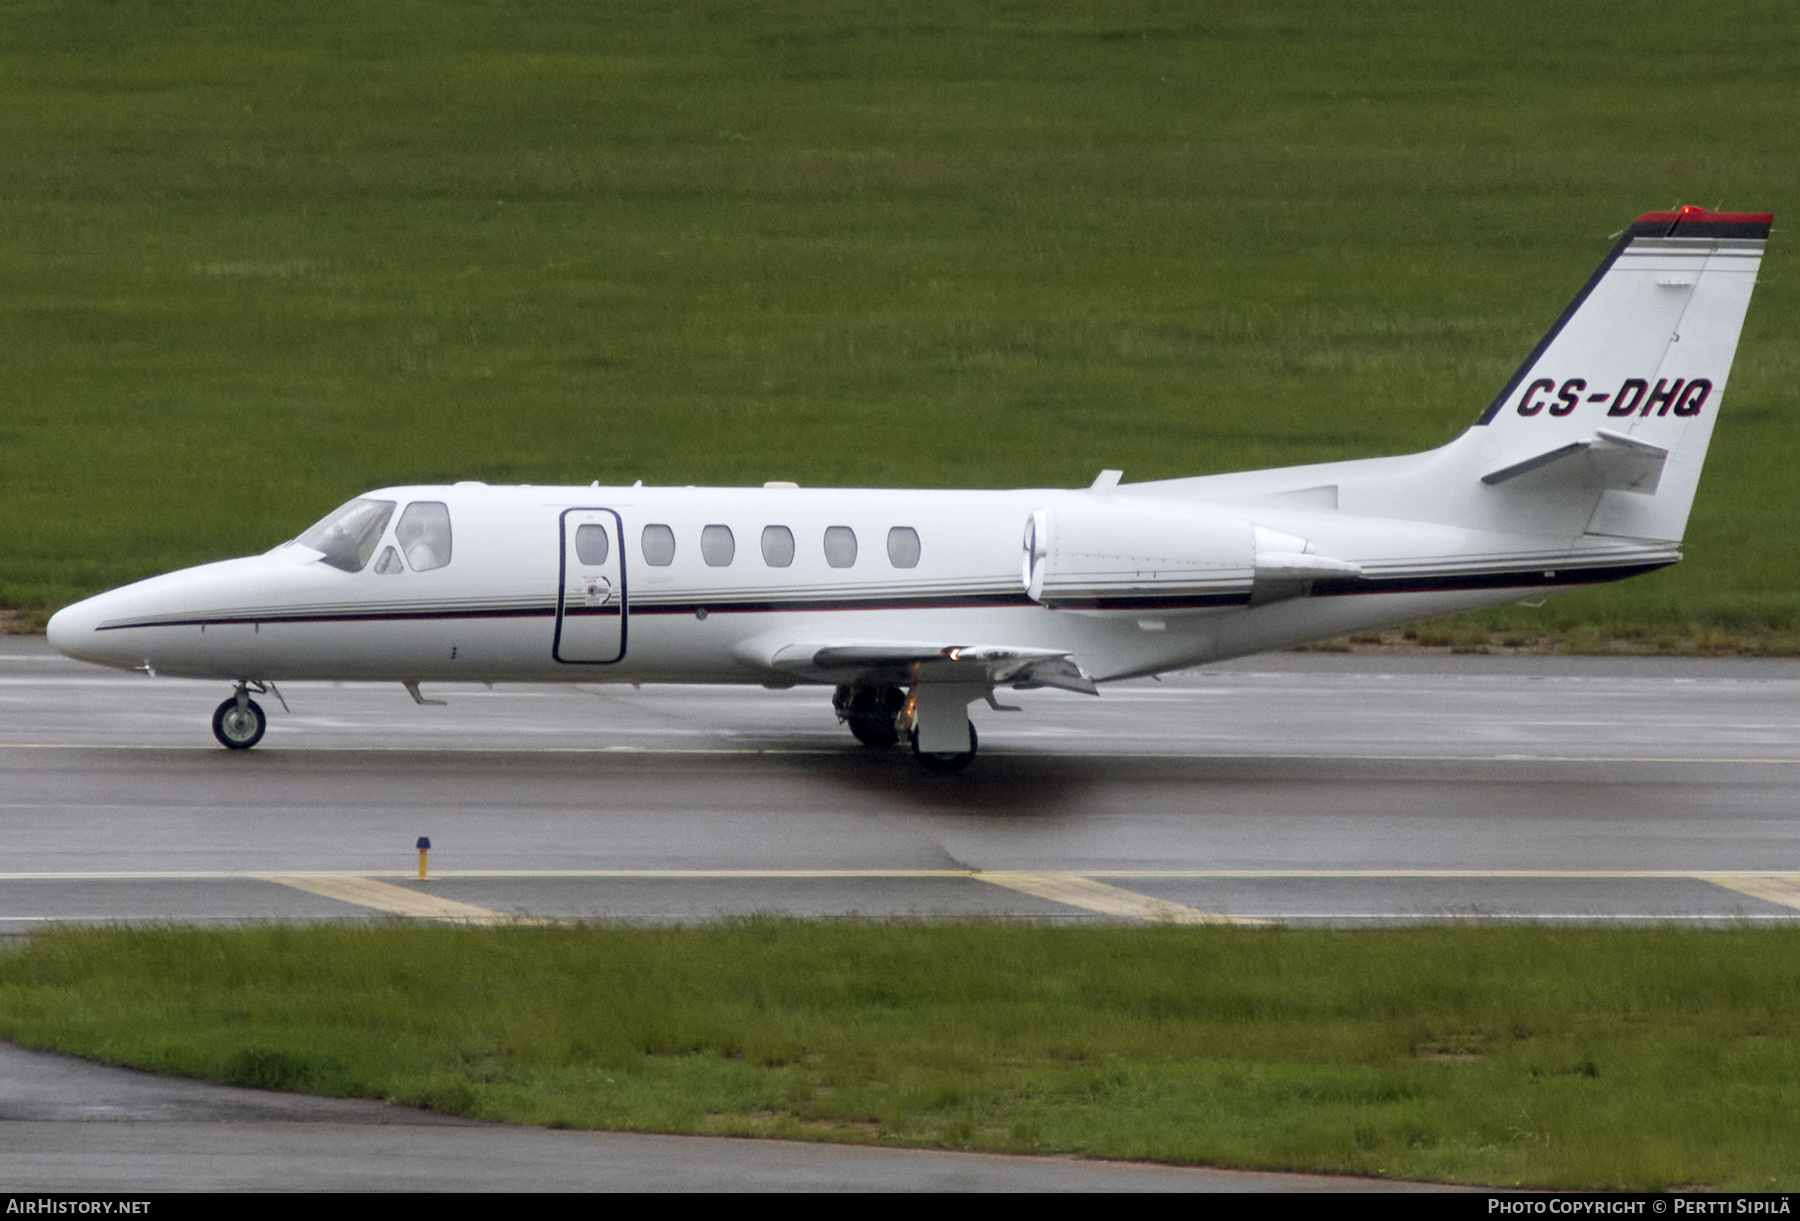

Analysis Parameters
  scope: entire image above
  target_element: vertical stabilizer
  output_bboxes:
[1469,207,1769,542]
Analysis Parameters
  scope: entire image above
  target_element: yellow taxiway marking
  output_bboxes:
[973,871,1258,925]
[0,868,1250,925]
[0,869,976,881]
[1700,875,1800,912]
[1080,870,1800,880]
[258,873,537,925]
[7,869,1800,922]
[6,869,1800,881]
[0,868,1249,925]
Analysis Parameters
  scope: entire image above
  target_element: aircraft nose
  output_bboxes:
[46,594,130,668]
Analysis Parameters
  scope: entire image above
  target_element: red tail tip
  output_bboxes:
[1634,206,1773,225]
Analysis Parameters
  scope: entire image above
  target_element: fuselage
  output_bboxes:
[45,478,1670,689]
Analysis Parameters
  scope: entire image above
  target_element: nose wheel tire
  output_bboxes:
[910,723,977,774]
[212,697,267,750]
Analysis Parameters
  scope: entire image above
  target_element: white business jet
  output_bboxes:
[48,208,1771,770]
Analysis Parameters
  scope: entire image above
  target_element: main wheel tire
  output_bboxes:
[847,714,900,748]
[835,683,905,748]
[212,697,267,750]
[910,722,977,774]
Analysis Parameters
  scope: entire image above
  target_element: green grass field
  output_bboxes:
[2,1,1797,636]
[5,920,1799,1189]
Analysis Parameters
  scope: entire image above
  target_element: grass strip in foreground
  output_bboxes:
[2,920,1796,1190]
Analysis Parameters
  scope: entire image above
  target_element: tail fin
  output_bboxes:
[1469,207,1769,542]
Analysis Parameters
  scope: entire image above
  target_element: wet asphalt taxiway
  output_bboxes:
[3,637,1799,928]
[3,636,1797,1190]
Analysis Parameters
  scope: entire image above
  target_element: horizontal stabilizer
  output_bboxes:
[1481,429,1668,495]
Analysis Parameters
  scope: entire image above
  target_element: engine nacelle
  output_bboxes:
[1022,503,1255,610]
[1022,503,1362,610]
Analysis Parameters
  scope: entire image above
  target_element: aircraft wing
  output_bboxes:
[741,638,1100,694]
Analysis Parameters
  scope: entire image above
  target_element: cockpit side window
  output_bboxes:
[396,501,453,571]
[297,499,396,573]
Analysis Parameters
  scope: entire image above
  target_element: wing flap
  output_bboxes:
[749,639,1099,695]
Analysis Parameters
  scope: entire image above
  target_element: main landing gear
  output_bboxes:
[833,683,907,748]
[910,722,977,775]
[833,682,980,774]
[212,680,275,750]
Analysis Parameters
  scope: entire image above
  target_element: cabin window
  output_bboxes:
[761,525,794,567]
[396,501,453,571]
[574,523,610,566]
[373,546,404,575]
[887,527,921,569]
[297,498,395,573]
[823,526,858,568]
[642,524,676,566]
[700,524,735,567]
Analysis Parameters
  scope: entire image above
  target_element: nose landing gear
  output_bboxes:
[212,680,279,750]
[212,694,265,749]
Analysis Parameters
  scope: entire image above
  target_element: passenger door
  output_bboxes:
[554,508,626,664]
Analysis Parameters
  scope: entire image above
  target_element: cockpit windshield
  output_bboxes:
[295,498,397,572]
